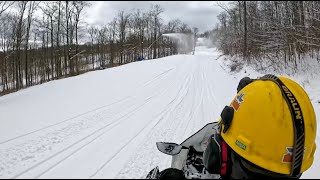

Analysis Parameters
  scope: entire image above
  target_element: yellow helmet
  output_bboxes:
[220,74,317,176]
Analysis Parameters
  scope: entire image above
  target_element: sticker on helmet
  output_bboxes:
[282,147,293,163]
[282,146,306,163]
[231,92,245,111]
[235,140,246,150]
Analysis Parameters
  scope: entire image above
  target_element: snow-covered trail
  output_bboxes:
[0,46,237,178]
[0,45,318,179]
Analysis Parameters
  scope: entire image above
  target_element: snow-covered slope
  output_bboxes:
[0,46,318,179]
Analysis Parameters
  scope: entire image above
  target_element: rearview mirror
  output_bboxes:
[156,142,183,155]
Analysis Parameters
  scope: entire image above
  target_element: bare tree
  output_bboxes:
[0,2,186,96]
[192,27,199,55]
[88,26,97,68]
[0,1,15,17]
[214,1,320,72]
[24,1,38,86]
[14,1,28,89]
[108,19,117,66]
[117,11,130,65]
[72,1,90,74]
[56,1,62,77]
[243,1,248,61]
[150,4,164,59]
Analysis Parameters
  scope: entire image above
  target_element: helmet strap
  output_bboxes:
[220,138,228,176]
[260,74,305,176]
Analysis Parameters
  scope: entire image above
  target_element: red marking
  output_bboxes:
[282,153,292,163]
[232,100,240,111]
[221,139,228,176]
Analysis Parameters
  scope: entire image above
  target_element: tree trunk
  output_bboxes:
[243,1,248,60]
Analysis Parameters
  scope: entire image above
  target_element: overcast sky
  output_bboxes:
[82,1,229,33]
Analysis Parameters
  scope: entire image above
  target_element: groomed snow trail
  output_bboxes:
[1,45,318,179]
[0,46,237,179]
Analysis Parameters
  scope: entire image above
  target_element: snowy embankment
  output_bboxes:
[0,45,319,179]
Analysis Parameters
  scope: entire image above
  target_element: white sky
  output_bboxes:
[82,1,229,33]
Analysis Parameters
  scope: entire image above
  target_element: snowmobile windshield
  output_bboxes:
[180,122,220,152]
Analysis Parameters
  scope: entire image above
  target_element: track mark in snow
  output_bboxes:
[32,70,183,178]
[13,86,170,179]
[0,63,181,178]
[142,68,174,88]
[0,96,132,146]
[116,59,209,178]
[90,65,193,178]
[0,47,244,179]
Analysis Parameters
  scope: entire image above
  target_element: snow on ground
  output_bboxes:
[0,44,319,179]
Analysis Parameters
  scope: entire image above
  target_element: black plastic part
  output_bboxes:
[237,77,254,93]
[203,134,222,174]
[221,106,234,133]
[158,168,185,179]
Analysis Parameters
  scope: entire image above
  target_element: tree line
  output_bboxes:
[211,1,320,71]
[0,1,194,95]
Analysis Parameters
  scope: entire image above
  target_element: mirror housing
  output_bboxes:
[156,142,183,155]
